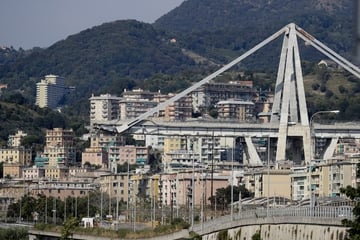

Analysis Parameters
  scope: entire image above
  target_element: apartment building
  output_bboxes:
[89,94,121,125]
[217,100,255,122]
[0,148,32,165]
[163,150,201,172]
[44,166,69,180]
[23,166,46,180]
[161,93,193,121]
[290,166,307,201]
[145,135,165,150]
[90,133,124,149]
[32,180,96,200]
[159,171,230,207]
[309,157,359,199]
[3,163,23,178]
[43,128,75,166]
[108,145,149,173]
[98,173,130,204]
[242,168,292,199]
[119,98,157,120]
[191,80,255,113]
[164,137,187,154]
[81,147,108,168]
[7,130,27,148]
[36,74,68,109]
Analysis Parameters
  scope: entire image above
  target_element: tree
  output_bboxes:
[340,186,360,239]
[61,217,79,240]
[209,185,253,211]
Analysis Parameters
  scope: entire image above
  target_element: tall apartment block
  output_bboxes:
[89,94,121,125]
[36,75,68,109]
[42,128,76,166]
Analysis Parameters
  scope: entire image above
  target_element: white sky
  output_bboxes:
[0,0,184,49]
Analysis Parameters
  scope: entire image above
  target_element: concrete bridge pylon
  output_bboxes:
[271,23,311,164]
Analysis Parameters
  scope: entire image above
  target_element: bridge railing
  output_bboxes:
[193,206,353,234]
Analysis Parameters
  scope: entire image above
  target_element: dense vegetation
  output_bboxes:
[0,228,28,240]
[341,186,360,239]
[154,0,352,66]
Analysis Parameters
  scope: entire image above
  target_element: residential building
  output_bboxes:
[191,81,255,113]
[3,163,23,178]
[242,168,292,199]
[122,88,156,101]
[43,128,75,166]
[217,100,255,122]
[163,150,201,172]
[108,145,149,173]
[36,74,68,109]
[44,166,69,180]
[119,99,157,120]
[23,166,46,180]
[159,171,230,206]
[89,94,121,125]
[162,94,193,121]
[90,133,124,149]
[31,180,96,200]
[290,166,307,201]
[98,173,130,205]
[8,130,27,148]
[82,147,108,168]
[164,137,187,154]
[145,135,165,150]
[0,148,32,165]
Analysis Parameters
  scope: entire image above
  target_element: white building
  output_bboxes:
[89,94,121,125]
[36,75,68,109]
[8,130,27,148]
[290,166,307,201]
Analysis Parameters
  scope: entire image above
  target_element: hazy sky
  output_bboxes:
[0,0,184,49]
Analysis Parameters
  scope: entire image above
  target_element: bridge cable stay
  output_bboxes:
[295,26,360,79]
[115,26,289,134]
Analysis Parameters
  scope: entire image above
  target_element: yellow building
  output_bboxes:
[44,166,69,180]
[97,173,130,204]
[3,163,23,178]
[0,148,31,165]
[164,137,187,154]
[309,158,359,198]
[43,128,75,166]
[243,168,291,199]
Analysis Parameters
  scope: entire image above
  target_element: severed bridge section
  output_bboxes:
[95,23,360,166]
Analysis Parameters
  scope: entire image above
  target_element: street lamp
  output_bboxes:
[309,110,339,211]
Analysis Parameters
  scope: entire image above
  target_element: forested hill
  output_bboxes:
[0,0,358,120]
[0,20,200,102]
[154,0,353,65]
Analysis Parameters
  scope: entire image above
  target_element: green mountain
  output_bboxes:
[154,0,353,66]
[0,20,200,103]
[0,0,358,121]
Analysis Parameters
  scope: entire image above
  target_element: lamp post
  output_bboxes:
[309,110,339,211]
[266,135,270,218]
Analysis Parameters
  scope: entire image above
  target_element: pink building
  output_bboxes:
[82,147,108,168]
[159,171,230,207]
[109,145,148,166]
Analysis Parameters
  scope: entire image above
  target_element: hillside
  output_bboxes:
[154,0,353,66]
[0,20,201,104]
[0,0,359,121]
